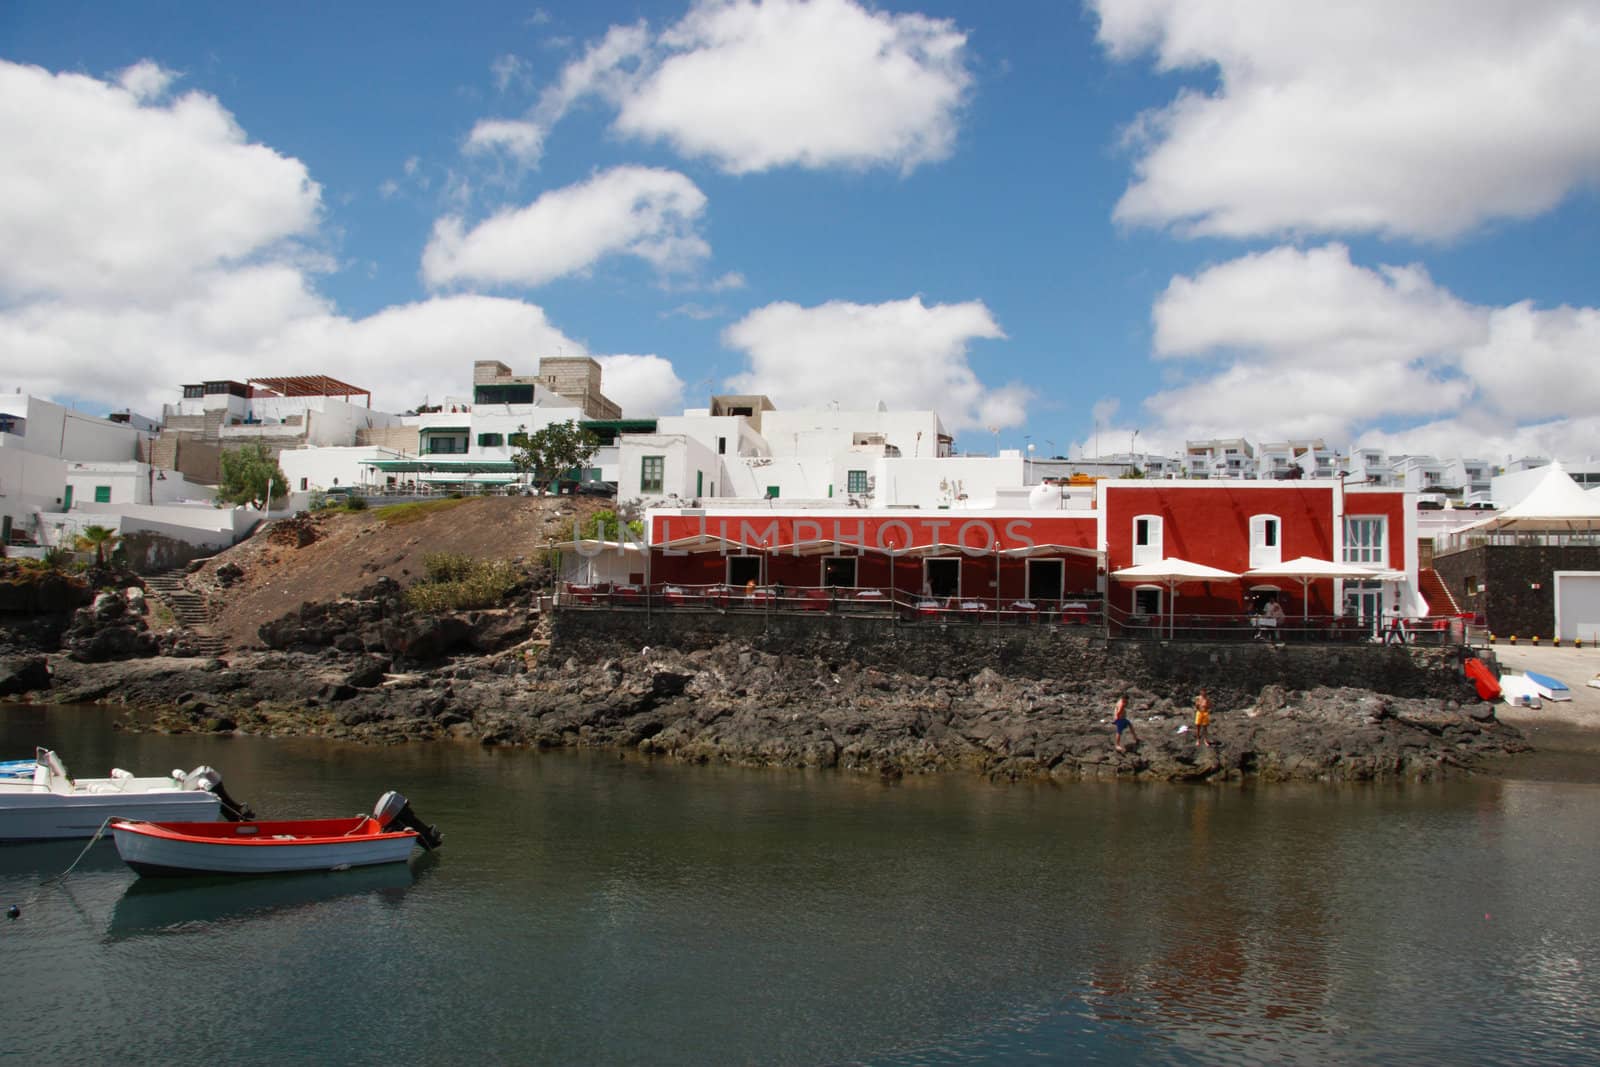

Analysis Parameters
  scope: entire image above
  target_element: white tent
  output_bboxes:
[1110,558,1240,637]
[1243,556,1381,619]
[1465,461,1600,533]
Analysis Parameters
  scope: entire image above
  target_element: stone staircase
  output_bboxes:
[143,568,227,657]
[1418,567,1461,617]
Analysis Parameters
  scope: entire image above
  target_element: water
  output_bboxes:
[3,705,1598,1065]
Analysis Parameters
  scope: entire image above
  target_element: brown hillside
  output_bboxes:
[193,496,611,651]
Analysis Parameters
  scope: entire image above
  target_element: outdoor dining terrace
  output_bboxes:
[554,581,1476,646]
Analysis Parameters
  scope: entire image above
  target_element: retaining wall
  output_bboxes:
[551,609,1470,699]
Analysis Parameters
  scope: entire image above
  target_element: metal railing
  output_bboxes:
[555,581,1475,646]
[555,581,1103,626]
[1104,602,1472,646]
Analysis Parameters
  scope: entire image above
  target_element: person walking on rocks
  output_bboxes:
[1193,688,1214,747]
[1112,695,1139,752]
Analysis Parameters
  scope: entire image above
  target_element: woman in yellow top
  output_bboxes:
[1194,687,1214,748]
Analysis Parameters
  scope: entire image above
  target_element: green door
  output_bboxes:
[63,485,73,510]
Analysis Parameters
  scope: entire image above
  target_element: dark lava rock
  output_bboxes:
[0,655,51,696]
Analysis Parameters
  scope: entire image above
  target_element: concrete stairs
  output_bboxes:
[143,568,227,656]
[1418,567,1461,617]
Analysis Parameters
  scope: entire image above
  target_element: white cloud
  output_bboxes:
[116,59,177,102]
[596,354,687,417]
[479,0,972,176]
[1136,243,1600,455]
[721,296,1015,432]
[0,59,635,424]
[490,53,532,94]
[464,118,545,166]
[421,165,709,289]
[0,60,321,302]
[1153,245,1484,365]
[709,271,745,291]
[1093,0,1600,239]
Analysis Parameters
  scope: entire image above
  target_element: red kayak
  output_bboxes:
[1464,657,1502,701]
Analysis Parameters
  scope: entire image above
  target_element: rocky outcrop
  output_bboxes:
[60,587,161,662]
[26,631,1527,784]
[0,654,50,697]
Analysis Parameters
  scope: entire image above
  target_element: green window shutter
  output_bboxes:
[94,485,112,503]
[766,485,779,499]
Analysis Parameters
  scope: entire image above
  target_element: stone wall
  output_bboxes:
[1434,544,1600,640]
[550,610,1468,699]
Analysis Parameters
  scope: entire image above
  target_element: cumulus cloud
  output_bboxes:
[474,0,973,176]
[1136,243,1600,456]
[0,60,669,423]
[421,165,709,288]
[464,117,546,167]
[721,296,1017,432]
[0,60,321,302]
[596,354,687,417]
[116,59,177,102]
[1093,0,1600,239]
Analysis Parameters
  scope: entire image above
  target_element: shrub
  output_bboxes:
[406,555,519,612]
[344,495,368,511]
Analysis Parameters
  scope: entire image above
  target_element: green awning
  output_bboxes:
[420,426,470,434]
[363,459,519,473]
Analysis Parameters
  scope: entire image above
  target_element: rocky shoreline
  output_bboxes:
[8,632,1527,785]
[0,571,1534,783]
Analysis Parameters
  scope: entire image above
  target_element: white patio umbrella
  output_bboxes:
[1110,558,1240,637]
[1242,556,1381,619]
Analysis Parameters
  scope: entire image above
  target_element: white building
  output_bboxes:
[1,394,143,548]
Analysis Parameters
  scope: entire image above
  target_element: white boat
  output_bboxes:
[1497,674,1543,709]
[0,748,252,842]
[112,792,442,877]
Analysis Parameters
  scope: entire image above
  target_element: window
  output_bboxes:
[847,470,868,493]
[717,436,727,455]
[696,470,703,497]
[182,385,203,399]
[477,432,503,447]
[94,485,111,503]
[766,486,780,499]
[1344,516,1386,564]
[300,478,308,491]
[641,455,664,493]
[1249,514,1281,568]
[1132,514,1162,564]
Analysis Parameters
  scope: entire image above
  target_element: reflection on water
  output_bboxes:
[4,705,1600,1065]
[106,858,429,941]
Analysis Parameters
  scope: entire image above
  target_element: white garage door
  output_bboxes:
[1555,572,1600,643]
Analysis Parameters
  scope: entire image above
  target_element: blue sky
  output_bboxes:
[3,0,1597,463]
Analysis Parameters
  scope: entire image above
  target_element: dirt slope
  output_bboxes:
[192,496,609,650]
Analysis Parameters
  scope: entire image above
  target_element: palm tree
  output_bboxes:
[75,524,120,566]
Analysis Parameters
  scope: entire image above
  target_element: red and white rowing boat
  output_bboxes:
[111,791,443,877]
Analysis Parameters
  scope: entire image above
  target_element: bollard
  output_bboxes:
[1554,636,1561,647]
[1577,637,1584,649]
[1533,635,1540,646]
[1509,635,1517,645]
[1488,633,1496,644]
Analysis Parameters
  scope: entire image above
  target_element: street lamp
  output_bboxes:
[1027,442,1035,483]
[987,425,999,456]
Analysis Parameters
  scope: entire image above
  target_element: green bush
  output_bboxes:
[406,555,519,612]
[344,495,368,511]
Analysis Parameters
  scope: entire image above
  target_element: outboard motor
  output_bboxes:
[372,791,443,850]
[183,766,255,822]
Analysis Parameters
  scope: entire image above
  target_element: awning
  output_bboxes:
[419,426,470,434]
[362,459,518,473]
[1001,543,1102,560]
[1110,557,1240,638]
[1242,556,1382,619]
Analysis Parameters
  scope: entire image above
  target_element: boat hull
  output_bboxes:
[112,818,420,876]
[0,790,221,842]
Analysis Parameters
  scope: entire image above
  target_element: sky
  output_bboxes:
[2,0,1598,464]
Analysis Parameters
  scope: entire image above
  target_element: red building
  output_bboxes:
[631,479,1421,624]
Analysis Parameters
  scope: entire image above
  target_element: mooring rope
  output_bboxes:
[5,816,115,922]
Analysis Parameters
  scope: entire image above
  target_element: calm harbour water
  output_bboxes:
[3,704,1598,1065]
